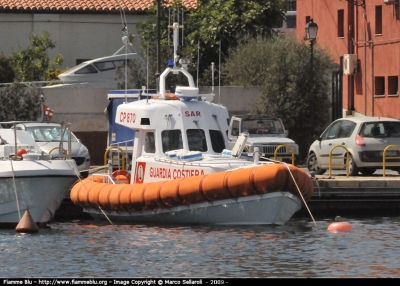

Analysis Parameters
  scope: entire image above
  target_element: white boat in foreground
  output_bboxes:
[70,22,314,225]
[0,122,80,228]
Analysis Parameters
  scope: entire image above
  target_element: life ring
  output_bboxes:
[112,169,131,182]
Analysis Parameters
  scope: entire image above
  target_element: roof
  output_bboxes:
[0,0,198,13]
[336,116,400,123]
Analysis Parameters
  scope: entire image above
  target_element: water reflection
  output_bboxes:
[1,218,400,278]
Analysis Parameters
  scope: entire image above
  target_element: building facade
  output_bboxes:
[0,0,197,69]
[297,0,400,119]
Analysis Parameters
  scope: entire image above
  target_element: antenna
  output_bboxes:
[181,8,185,47]
[114,0,130,103]
[211,62,214,95]
[168,7,185,48]
[158,22,195,99]
[218,42,221,105]
[197,40,200,88]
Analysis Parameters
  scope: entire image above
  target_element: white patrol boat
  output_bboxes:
[70,23,314,225]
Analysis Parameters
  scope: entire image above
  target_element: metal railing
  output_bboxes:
[328,145,350,178]
[273,144,296,165]
[382,145,400,177]
[327,144,400,177]
[104,146,126,172]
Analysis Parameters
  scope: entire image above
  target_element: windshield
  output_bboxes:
[25,126,77,142]
[242,118,284,135]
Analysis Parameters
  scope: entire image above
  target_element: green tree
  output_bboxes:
[0,83,42,121]
[224,35,335,161]
[0,54,15,84]
[115,58,148,89]
[8,31,64,82]
[134,2,193,90]
[184,0,286,84]
[133,0,286,88]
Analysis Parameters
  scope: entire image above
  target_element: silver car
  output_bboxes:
[13,122,91,177]
[307,116,400,176]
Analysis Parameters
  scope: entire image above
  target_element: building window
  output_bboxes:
[388,76,399,96]
[287,0,296,11]
[286,15,297,29]
[375,6,382,35]
[338,10,344,38]
[375,76,385,96]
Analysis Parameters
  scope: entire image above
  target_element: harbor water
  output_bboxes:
[1,216,400,278]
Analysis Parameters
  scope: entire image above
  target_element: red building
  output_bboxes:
[297,0,400,119]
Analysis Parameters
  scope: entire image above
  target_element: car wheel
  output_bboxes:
[307,153,326,175]
[360,168,376,176]
[348,155,359,176]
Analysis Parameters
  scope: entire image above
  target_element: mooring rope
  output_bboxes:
[68,162,115,228]
[10,158,21,220]
[260,156,317,227]
[282,162,317,227]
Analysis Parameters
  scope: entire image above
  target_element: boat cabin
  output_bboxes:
[56,53,140,87]
[115,94,231,163]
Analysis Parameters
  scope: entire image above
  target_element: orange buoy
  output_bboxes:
[16,148,28,159]
[327,221,353,232]
[15,210,39,233]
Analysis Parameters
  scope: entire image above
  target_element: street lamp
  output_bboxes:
[305,18,318,148]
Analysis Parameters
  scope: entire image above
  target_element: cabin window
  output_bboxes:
[75,65,98,74]
[144,132,155,153]
[94,61,115,71]
[161,130,183,152]
[187,129,207,152]
[209,130,226,153]
[114,60,128,67]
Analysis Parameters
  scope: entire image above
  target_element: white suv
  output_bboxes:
[13,122,91,177]
[307,117,400,176]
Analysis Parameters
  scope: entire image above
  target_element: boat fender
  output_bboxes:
[17,148,28,159]
[112,170,131,183]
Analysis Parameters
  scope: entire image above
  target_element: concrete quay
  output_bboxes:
[295,172,400,219]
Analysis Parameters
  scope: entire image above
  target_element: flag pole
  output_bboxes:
[40,94,44,122]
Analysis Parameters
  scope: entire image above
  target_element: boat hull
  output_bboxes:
[86,192,301,225]
[0,160,78,228]
[71,164,314,225]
